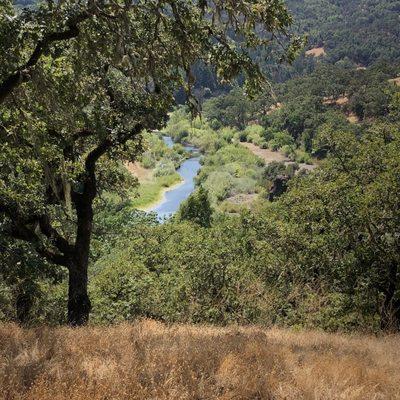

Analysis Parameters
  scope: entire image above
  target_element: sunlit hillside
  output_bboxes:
[1,320,399,400]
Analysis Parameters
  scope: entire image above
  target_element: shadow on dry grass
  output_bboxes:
[1,320,399,399]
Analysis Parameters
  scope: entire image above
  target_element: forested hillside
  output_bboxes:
[287,0,400,65]
[181,0,400,93]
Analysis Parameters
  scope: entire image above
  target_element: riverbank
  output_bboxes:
[136,177,184,212]
[240,142,317,173]
[127,165,182,211]
[125,135,201,216]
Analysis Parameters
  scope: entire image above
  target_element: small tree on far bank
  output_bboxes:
[179,187,213,228]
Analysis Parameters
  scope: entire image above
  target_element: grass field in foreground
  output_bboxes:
[1,320,399,399]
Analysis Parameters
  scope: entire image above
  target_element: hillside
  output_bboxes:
[1,320,400,400]
[177,0,400,94]
[287,0,400,66]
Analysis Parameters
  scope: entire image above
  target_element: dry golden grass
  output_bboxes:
[240,142,289,164]
[388,77,400,87]
[305,47,326,57]
[1,320,399,400]
[125,162,153,182]
[347,112,360,124]
[323,96,349,106]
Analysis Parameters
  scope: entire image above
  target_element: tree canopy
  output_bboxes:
[0,0,299,325]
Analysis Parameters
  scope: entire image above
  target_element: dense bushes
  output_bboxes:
[163,109,266,206]
[197,144,264,204]
[200,63,398,155]
[178,187,213,227]
[91,118,400,332]
[89,220,266,325]
[140,132,187,170]
[2,120,400,332]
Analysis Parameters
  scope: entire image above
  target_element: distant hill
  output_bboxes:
[12,0,400,90]
[199,0,400,94]
[287,0,400,66]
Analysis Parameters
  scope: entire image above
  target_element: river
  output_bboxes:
[146,136,201,220]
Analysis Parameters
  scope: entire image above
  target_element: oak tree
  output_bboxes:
[0,0,298,325]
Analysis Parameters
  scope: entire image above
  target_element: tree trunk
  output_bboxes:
[68,259,91,326]
[68,188,94,326]
[380,261,400,331]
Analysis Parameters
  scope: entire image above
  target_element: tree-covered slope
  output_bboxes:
[287,0,400,66]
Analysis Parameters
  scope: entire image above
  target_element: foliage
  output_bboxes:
[140,132,187,170]
[243,124,266,146]
[178,187,213,227]
[154,160,177,177]
[88,120,400,331]
[259,123,400,330]
[4,119,400,331]
[286,0,400,67]
[197,144,264,204]
[203,63,399,154]
[268,131,295,151]
[202,88,254,129]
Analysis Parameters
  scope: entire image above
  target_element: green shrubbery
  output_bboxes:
[88,219,270,325]
[268,131,294,151]
[294,149,313,164]
[140,132,188,170]
[163,108,220,152]
[3,121,400,332]
[163,110,265,206]
[178,187,213,227]
[243,124,265,146]
[197,144,264,204]
[154,160,176,177]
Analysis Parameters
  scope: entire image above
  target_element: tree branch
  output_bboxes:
[0,12,90,105]
[38,215,74,255]
[0,201,73,267]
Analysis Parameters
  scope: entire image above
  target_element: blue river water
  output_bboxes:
[146,136,201,220]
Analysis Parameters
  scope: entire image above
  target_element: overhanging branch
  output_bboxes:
[0,12,90,105]
[0,201,72,267]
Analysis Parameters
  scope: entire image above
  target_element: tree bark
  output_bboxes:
[68,259,91,326]
[68,187,94,326]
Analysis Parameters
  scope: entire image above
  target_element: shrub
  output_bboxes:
[154,160,176,177]
[239,131,248,142]
[219,126,238,143]
[91,263,155,323]
[172,143,186,155]
[141,153,156,169]
[263,162,287,182]
[230,177,257,196]
[268,131,294,150]
[244,124,265,146]
[281,145,296,160]
[203,171,234,202]
[178,187,213,227]
[295,150,313,164]
[0,281,14,322]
